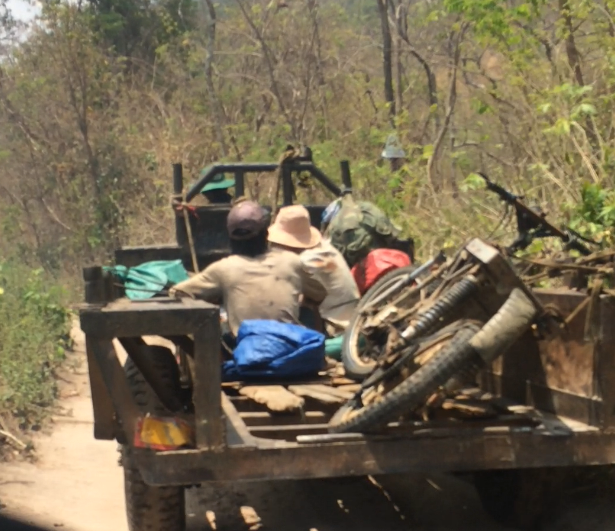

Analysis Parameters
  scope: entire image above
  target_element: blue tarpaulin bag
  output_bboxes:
[222,320,325,381]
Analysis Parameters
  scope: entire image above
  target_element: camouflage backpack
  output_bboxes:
[324,195,400,268]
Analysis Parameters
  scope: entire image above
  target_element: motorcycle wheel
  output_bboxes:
[331,322,482,433]
[330,287,538,434]
[342,265,423,381]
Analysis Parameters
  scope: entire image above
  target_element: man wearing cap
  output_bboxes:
[169,201,326,338]
[268,205,360,335]
[201,171,235,204]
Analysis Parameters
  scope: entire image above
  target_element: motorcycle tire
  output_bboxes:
[331,322,481,433]
[342,265,421,381]
[330,288,538,433]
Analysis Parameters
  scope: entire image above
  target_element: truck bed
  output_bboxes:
[80,290,615,486]
[132,381,612,486]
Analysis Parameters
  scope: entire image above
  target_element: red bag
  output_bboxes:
[351,248,411,295]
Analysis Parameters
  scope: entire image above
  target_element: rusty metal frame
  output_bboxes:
[184,161,343,204]
[131,390,614,486]
[80,267,223,449]
[80,259,615,486]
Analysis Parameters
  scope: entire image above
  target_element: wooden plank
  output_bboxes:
[222,393,257,448]
[193,319,224,449]
[84,337,119,440]
[135,428,615,486]
[288,384,354,404]
[337,384,361,394]
[80,298,217,337]
[239,386,305,412]
[85,336,139,441]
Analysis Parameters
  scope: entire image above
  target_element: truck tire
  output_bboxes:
[342,265,420,380]
[473,468,562,530]
[121,350,186,531]
[330,323,482,433]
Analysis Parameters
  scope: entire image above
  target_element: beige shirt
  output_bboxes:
[169,248,326,336]
[300,239,360,331]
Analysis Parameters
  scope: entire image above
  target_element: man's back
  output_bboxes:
[171,248,309,336]
[217,249,305,334]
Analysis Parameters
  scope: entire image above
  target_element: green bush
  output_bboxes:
[0,262,72,430]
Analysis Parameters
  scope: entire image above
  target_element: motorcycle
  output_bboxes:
[329,174,598,433]
[339,173,598,382]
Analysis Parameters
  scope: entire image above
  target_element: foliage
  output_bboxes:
[85,0,198,60]
[1,0,615,262]
[0,262,72,430]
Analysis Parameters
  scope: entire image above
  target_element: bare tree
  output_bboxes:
[377,0,395,121]
[199,0,230,157]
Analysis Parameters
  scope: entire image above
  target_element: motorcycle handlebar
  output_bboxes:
[474,172,593,256]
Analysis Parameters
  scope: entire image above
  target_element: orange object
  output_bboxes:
[134,415,195,451]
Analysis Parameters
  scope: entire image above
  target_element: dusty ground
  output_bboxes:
[0,325,614,531]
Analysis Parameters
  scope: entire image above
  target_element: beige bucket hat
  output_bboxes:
[268,205,322,249]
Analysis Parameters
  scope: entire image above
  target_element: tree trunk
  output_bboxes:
[558,0,584,86]
[200,0,229,157]
[376,0,395,121]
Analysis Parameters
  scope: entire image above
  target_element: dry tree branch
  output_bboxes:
[426,24,467,191]
[234,0,298,139]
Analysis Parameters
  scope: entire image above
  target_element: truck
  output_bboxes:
[79,156,615,531]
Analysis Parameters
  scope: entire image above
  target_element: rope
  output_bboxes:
[172,193,199,273]
[271,145,301,221]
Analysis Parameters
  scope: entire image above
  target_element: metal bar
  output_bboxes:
[173,163,184,247]
[282,164,294,206]
[340,160,352,194]
[86,336,140,443]
[173,163,183,195]
[193,319,224,449]
[309,166,342,197]
[234,170,245,198]
[186,164,277,202]
[135,429,614,485]
[249,424,329,440]
[185,163,342,203]
[240,411,328,426]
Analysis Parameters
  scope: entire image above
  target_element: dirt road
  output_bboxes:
[1,325,614,531]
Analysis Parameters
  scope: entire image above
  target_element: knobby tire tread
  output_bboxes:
[331,324,481,433]
[121,350,186,531]
[342,265,419,380]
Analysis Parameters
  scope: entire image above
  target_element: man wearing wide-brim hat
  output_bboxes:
[170,200,325,340]
[268,205,360,335]
[200,170,235,204]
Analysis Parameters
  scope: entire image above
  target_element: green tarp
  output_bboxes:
[105,260,189,300]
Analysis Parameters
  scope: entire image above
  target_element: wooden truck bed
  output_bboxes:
[79,287,615,486]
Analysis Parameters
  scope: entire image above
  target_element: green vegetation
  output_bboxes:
[0,262,72,432]
[1,0,615,434]
[0,0,613,264]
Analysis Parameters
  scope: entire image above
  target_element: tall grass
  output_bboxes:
[0,262,72,432]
